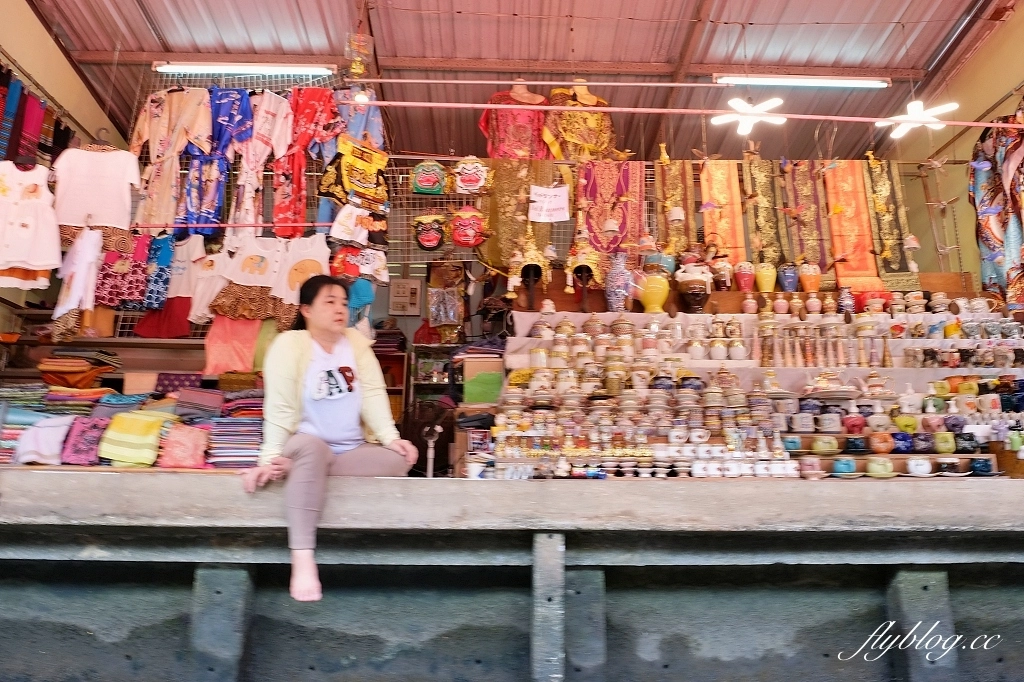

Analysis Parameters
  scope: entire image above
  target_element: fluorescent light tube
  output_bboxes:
[153,62,336,76]
[714,74,891,89]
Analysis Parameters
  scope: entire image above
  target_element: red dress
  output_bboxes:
[272,88,338,237]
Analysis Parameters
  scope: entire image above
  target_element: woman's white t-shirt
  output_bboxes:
[296,337,365,454]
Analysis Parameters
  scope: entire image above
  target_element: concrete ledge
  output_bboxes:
[2,469,1023,533]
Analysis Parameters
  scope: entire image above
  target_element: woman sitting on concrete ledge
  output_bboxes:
[241,275,418,601]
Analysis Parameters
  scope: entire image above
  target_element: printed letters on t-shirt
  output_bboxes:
[312,366,357,400]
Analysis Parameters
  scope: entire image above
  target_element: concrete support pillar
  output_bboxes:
[566,569,606,682]
[190,567,254,682]
[886,570,959,682]
[532,532,566,682]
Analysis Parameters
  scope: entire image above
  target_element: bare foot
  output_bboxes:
[290,549,322,602]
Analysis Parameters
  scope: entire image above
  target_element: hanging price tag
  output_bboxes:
[528,185,570,223]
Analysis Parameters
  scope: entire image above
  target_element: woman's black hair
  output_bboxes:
[292,275,350,330]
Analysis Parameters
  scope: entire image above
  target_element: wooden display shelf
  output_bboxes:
[13,337,205,351]
[512,271,977,314]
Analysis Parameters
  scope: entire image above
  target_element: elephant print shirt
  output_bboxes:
[270,233,330,305]
[223,235,284,287]
[166,234,209,298]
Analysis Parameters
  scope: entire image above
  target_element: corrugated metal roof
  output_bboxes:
[29,0,983,157]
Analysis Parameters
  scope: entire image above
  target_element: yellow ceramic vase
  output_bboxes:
[638,273,670,313]
[754,263,777,293]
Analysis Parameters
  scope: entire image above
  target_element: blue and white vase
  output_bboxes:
[605,252,630,312]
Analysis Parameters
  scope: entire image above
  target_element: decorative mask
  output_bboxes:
[453,156,493,194]
[450,205,489,248]
[413,213,446,251]
[409,160,452,195]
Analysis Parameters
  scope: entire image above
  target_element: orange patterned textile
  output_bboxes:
[823,160,881,282]
[699,160,747,264]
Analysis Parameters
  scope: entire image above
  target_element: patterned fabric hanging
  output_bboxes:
[742,160,787,266]
[862,156,919,290]
[698,160,747,264]
[782,161,831,273]
[822,160,882,286]
[578,160,644,278]
[654,157,696,252]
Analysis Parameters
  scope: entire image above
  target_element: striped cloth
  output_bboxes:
[0,78,21,157]
[13,93,44,162]
[5,91,27,161]
[36,106,55,163]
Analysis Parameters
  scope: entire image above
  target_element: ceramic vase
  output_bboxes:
[679,282,710,314]
[798,262,822,292]
[754,262,777,293]
[637,271,670,314]
[735,261,755,292]
[804,292,822,314]
[777,263,799,292]
[837,286,856,315]
[741,292,759,314]
[605,252,629,312]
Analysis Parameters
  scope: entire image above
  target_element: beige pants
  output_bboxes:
[283,433,411,550]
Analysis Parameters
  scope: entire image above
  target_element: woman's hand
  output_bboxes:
[386,439,419,465]
[241,457,292,493]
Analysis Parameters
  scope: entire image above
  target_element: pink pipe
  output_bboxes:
[132,222,335,229]
[346,78,730,89]
[359,100,1024,130]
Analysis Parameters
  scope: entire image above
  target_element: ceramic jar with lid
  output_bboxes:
[570,333,591,357]
[582,314,607,337]
[610,316,635,337]
[530,320,554,339]
[555,318,576,337]
[552,334,570,355]
[593,333,613,360]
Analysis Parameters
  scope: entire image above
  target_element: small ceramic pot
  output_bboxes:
[812,435,840,453]
[832,457,857,474]
[955,433,980,454]
[934,431,956,454]
[891,432,914,454]
[969,457,993,474]
[842,414,867,434]
[868,431,895,455]
[866,456,894,474]
[906,456,932,475]
[912,432,935,454]
[845,436,869,452]
[893,414,919,434]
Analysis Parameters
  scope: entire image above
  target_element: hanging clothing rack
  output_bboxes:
[0,45,95,143]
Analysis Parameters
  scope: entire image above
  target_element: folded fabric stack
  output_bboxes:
[0,384,48,411]
[207,418,262,468]
[92,393,150,418]
[157,422,210,469]
[50,347,122,370]
[0,405,52,464]
[44,387,116,415]
[222,398,263,419]
[175,388,225,420]
[37,357,93,373]
[373,329,406,353]
[37,354,116,389]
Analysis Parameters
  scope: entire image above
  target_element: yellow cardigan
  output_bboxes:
[258,328,400,465]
